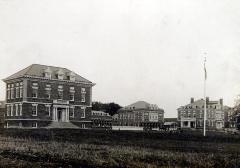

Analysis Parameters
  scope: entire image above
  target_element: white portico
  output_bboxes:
[52,100,70,122]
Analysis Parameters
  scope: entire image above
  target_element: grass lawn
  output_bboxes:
[0,129,239,167]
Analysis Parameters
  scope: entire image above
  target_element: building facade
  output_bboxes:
[177,97,224,130]
[91,110,112,129]
[3,64,95,128]
[115,101,164,128]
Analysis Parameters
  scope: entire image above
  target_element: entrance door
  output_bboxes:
[57,108,62,122]
[190,122,195,128]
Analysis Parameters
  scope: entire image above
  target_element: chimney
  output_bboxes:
[206,97,209,104]
[190,98,194,104]
[220,98,223,106]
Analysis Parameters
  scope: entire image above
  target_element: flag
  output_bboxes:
[204,58,207,80]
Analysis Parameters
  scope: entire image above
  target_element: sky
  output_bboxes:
[0,0,240,117]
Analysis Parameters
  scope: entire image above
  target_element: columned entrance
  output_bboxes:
[53,106,69,122]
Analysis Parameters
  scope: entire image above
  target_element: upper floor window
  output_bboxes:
[15,83,20,98]
[81,88,86,102]
[58,85,63,100]
[32,89,38,98]
[57,69,64,80]
[69,87,75,101]
[19,82,23,98]
[45,84,51,99]
[7,84,10,100]
[32,82,38,98]
[44,67,52,79]
[10,84,14,99]
[67,72,76,81]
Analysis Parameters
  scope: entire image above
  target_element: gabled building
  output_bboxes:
[178,97,224,130]
[3,64,95,128]
[115,101,164,128]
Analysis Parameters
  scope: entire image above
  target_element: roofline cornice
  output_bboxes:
[3,75,96,86]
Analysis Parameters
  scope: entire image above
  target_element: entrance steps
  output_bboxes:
[46,121,79,129]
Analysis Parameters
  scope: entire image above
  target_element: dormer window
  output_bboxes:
[57,69,64,80]
[44,67,52,79]
[67,72,76,81]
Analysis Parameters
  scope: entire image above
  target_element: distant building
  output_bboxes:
[0,101,5,128]
[223,106,235,128]
[177,97,224,130]
[3,64,95,129]
[115,101,164,128]
[91,110,112,129]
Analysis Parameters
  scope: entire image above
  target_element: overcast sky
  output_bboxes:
[0,0,240,117]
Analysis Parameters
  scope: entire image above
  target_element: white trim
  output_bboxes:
[24,75,95,86]
[6,102,91,107]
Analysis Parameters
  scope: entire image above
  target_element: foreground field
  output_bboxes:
[0,129,240,167]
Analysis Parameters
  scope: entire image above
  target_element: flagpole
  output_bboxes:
[203,57,207,136]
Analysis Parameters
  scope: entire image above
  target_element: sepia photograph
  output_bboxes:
[0,0,240,167]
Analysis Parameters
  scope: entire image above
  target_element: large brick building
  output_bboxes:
[3,64,95,128]
[115,101,164,128]
[177,97,224,130]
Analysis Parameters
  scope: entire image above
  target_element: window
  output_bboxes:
[19,82,23,98]
[32,82,38,98]
[81,88,86,102]
[11,84,14,99]
[45,90,51,99]
[58,85,63,100]
[70,93,74,101]
[6,105,10,116]
[81,107,86,118]
[32,122,37,128]
[15,104,18,116]
[19,104,22,116]
[32,104,38,116]
[69,107,74,118]
[15,83,19,98]
[69,87,75,101]
[10,104,13,116]
[32,89,38,98]
[45,105,51,116]
[45,84,51,98]
[7,84,10,99]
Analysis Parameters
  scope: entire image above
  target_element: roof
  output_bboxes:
[122,101,163,111]
[3,64,94,84]
[179,98,221,109]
